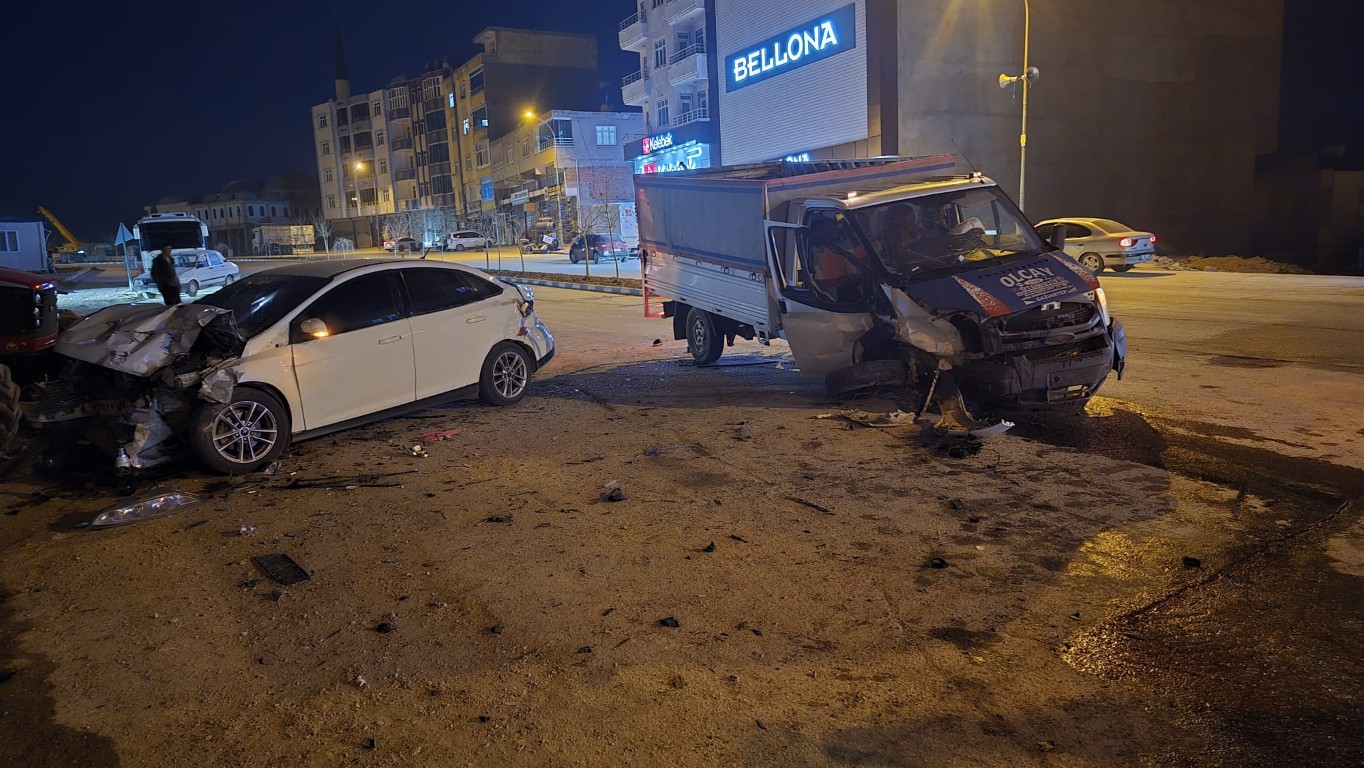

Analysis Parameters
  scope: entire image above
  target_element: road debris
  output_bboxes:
[251,553,310,585]
[421,428,463,444]
[408,444,429,458]
[643,443,701,456]
[844,410,917,428]
[1182,556,1202,569]
[281,469,418,491]
[601,481,628,502]
[91,487,203,527]
[478,515,512,525]
[374,622,396,634]
[785,496,835,516]
[658,616,680,628]
[928,557,949,569]
[701,542,716,553]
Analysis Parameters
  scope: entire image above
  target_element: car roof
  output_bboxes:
[251,258,478,279]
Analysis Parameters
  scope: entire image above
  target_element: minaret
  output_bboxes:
[334,24,351,102]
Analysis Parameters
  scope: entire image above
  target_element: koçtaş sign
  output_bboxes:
[725,3,857,92]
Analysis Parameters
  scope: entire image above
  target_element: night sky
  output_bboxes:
[2,1,1358,243]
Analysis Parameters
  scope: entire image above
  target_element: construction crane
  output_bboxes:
[36,206,83,253]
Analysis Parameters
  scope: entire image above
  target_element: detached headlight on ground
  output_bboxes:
[92,488,203,527]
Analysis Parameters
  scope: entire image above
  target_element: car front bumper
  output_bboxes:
[523,315,555,369]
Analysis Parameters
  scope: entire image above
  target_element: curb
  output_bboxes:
[498,277,643,297]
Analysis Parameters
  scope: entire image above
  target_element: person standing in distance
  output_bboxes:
[151,245,182,306]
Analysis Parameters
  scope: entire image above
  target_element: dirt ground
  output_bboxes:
[1175,256,1312,274]
[3,346,1340,768]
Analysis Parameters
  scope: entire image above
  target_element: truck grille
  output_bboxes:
[996,303,1097,334]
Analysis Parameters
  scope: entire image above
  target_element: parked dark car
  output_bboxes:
[569,234,631,264]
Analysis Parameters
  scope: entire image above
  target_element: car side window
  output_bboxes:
[292,272,401,342]
[1068,223,1093,238]
[401,268,502,316]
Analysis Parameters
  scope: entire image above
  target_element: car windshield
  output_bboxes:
[849,186,1047,279]
[195,273,330,338]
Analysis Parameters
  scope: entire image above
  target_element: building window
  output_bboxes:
[318,113,327,128]
[350,102,370,121]
[679,92,693,119]
[321,141,330,156]
[476,140,489,167]
[372,100,381,116]
[284,207,290,217]
[462,118,471,135]
[521,137,531,157]
[323,169,332,182]
[472,105,488,130]
[469,68,484,95]
[381,189,390,202]
[248,205,255,216]
[657,98,669,128]
[271,206,278,216]
[379,159,387,174]
[652,0,662,7]
[0,231,18,251]
[596,125,617,146]
[653,39,667,69]
[376,130,385,145]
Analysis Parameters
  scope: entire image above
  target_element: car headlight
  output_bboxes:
[91,488,203,527]
[1087,288,1111,327]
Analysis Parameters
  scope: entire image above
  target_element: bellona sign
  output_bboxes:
[725,3,857,92]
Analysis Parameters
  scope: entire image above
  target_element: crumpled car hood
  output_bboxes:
[56,304,232,377]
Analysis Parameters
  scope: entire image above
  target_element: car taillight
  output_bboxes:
[1149,234,1157,244]
[1120,238,1135,248]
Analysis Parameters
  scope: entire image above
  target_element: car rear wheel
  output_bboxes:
[479,342,532,406]
[189,387,291,474]
[186,279,200,297]
[223,274,235,286]
[686,308,723,366]
[569,252,580,264]
[454,243,466,251]
[1078,253,1105,274]
[0,364,19,452]
[1112,265,1134,273]
[590,249,600,264]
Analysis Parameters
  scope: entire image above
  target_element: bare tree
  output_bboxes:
[309,211,335,258]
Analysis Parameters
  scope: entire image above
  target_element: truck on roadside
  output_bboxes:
[635,156,1127,429]
[252,224,315,256]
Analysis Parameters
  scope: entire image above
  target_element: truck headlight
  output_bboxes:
[1087,288,1111,327]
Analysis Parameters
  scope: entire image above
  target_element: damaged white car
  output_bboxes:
[28,260,554,473]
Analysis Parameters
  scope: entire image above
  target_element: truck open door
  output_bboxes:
[763,221,877,377]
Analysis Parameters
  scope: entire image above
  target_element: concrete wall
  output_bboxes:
[896,0,1283,254]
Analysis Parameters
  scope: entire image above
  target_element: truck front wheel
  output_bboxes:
[686,308,723,366]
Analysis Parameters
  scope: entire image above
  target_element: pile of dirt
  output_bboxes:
[1176,255,1312,274]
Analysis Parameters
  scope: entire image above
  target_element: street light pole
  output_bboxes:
[997,0,1037,212]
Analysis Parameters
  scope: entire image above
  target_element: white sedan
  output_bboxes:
[1035,218,1157,274]
[445,230,494,251]
[58,260,554,473]
[137,250,240,297]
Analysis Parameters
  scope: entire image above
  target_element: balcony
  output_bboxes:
[672,104,710,128]
[622,69,650,107]
[665,0,704,25]
[668,44,708,86]
[390,137,414,151]
[393,168,417,182]
[618,11,647,50]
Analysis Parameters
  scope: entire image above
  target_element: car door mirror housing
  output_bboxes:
[1047,224,1067,250]
[300,318,330,339]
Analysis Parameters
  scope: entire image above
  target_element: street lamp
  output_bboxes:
[997,0,1038,211]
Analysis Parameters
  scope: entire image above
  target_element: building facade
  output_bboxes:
[149,173,321,257]
[638,0,1283,256]
[314,27,608,246]
[0,218,52,272]
[618,0,721,174]
[493,110,644,245]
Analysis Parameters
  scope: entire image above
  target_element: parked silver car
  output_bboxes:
[1035,218,1156,274]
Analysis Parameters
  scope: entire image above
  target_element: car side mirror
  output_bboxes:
[1048,223,1068,250]
[299,318,330,339]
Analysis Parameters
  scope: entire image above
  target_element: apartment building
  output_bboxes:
[313,27,607,246]
[492,110,644,245]
[618,0,721,174]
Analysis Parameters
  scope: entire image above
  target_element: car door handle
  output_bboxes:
[466,315,486,324]
[378,335,404,344]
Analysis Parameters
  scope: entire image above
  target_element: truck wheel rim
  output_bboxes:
[211,401,278,464]
[493,351,528,398]
[691,318,707,350]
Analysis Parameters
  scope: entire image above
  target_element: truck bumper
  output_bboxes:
[957,324,1120,409]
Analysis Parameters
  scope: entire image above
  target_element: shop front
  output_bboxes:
[629,122,717,175]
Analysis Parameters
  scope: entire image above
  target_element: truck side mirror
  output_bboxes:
[299,318,330,339]
[1047,224,1067,250]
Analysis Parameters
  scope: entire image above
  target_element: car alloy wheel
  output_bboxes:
[1079,253,1105,274]
[479,342,532,405]
[454,243,466,251]
[210,399,279,466]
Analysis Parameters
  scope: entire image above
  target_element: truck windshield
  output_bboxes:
[139,222,203,253]
[850,187,1046,279]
